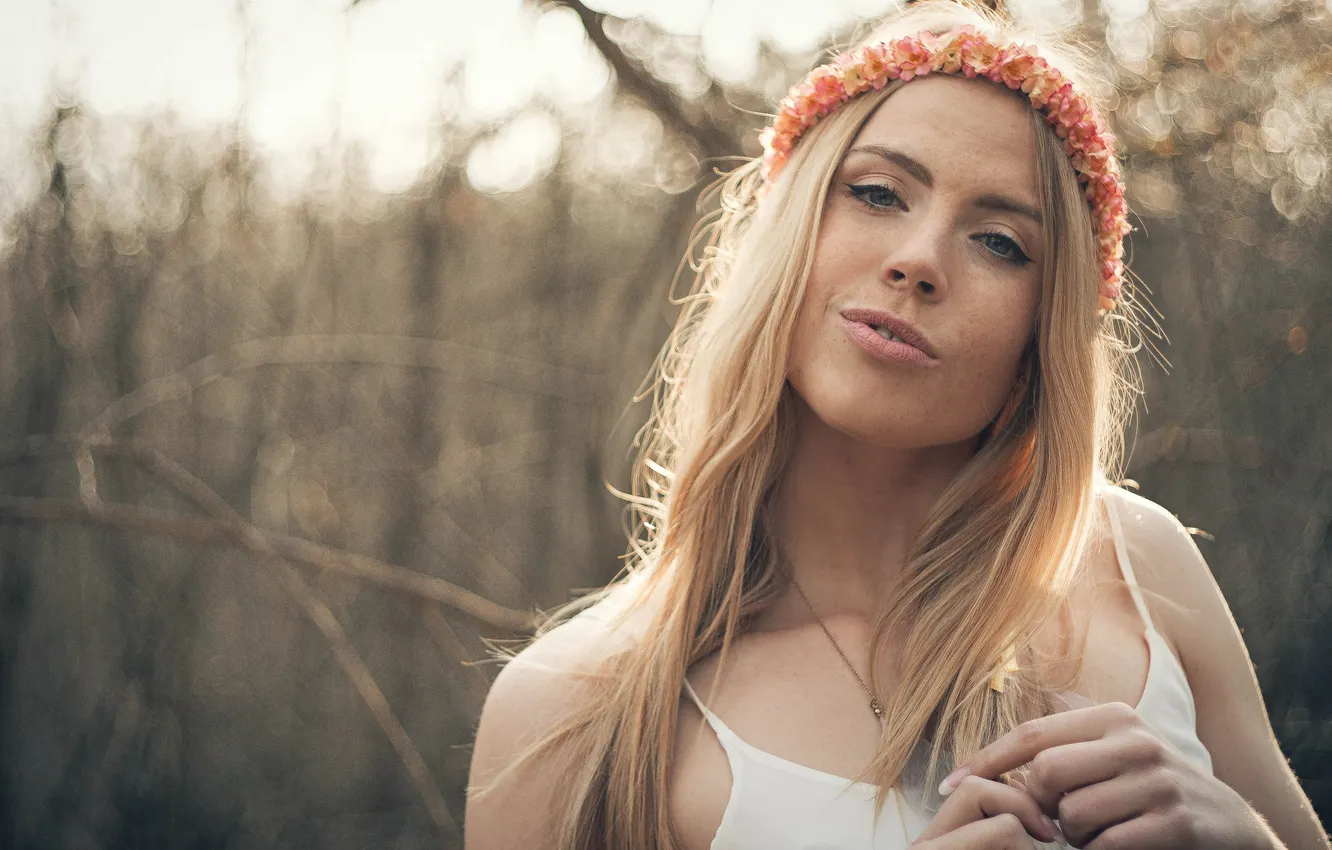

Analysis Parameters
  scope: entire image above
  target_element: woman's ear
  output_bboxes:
[990,342,1038,436]
[1009,338,1036,393]
[1014,351,1034,390]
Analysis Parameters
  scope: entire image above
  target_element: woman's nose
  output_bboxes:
[879,222,950,301]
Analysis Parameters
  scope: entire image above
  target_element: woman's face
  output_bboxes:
[787,74,1046,450]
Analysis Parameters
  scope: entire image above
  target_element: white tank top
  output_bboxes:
[681,484,1214,849]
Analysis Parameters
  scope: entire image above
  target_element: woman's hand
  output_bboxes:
[940,702,1281,850]
[910,775,1060,849]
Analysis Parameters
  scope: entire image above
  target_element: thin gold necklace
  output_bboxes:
[791,579,885,722]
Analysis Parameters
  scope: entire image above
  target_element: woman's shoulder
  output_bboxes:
[478,573,656,737]
[465,576,656,848]
[1098,482,1210,589]
[507,572,655,675]
[1097,482,1229,658]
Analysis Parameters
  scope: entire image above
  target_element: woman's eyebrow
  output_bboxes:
[975,193,1043,226]
[845,144,1043,226]
[848,144,933,187]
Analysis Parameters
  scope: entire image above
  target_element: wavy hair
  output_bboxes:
[475,1,1143,846]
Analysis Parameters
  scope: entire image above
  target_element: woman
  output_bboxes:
[465,2,1330,848]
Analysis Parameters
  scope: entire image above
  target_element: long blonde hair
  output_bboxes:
[480,1,1142,846]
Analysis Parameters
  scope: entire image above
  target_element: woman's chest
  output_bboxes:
[668,535,1169,849]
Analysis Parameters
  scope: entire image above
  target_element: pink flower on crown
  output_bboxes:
[1043,83,1073,115]
[892,36,934,81]
[1046,84,1090,128]
[811,73,845,111]
[994,48,1047,92]
[1024,69,1065,108]
[959,37,1002,78]
[860,44,891,85]
[790,98,815,128]
[930,33,967,73]
[838,63,868,97]
[772,110,800,143]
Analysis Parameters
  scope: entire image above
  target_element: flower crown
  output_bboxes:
[759,26,1130,315]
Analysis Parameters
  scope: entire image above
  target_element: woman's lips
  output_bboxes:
[839,307,937,357]
[840,317,939,366]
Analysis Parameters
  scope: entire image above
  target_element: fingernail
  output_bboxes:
[1039,814,1059,842]
[937,767,970,797]
[1042,815,1065,844]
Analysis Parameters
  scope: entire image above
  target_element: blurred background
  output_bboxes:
[0,0,1328,846]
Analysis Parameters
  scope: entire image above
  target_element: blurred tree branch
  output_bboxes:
[79,334,599,438]
[350,0,738,155]
[0,438,540,632]
[0,494,463,841]
[0,432,547,841]
[551,0,739,157]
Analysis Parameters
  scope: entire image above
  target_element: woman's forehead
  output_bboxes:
[848,76,1040,194]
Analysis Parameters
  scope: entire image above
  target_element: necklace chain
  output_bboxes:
[791,579,885,723]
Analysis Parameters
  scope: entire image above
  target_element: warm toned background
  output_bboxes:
[0,0,1328,846]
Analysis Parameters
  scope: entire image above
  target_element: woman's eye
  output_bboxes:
[846,183,904,211]
[843,184,1032,268]
[977,231,1031,266]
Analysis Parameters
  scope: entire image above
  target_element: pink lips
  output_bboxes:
[839,308,939,366]
[842,319,936,365]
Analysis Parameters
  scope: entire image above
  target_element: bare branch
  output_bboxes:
[0,489,467,839]
[0,433,555,836]
[80,334,600,438]
[0,489,537,632]
[422,605,492,718]
[553,0,738,157]
[0,437,541,631]
[275,567,463,842]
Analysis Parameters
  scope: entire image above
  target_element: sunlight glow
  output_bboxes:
[0,0,1181,196]
[465,110,563,194]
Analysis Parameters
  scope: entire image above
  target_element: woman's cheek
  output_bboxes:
[950,332,1026,418]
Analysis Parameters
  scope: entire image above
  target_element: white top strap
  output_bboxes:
[1102,487,1155,633]
[682,677,741,744]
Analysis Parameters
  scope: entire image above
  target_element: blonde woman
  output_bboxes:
[465,2,1330,848]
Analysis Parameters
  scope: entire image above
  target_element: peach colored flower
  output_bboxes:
[1023,70,1064,108]
[812,74,844,109]
[961,39,1002,77]
[994,48,1044,85]
[860,45,890,81]
[838,64,867,96]
[931,34,966,73]
[892,37,933,81]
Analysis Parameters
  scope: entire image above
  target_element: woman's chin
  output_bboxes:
[819,414,984,454]
[787,384,997,451]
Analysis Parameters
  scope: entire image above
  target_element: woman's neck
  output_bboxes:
[769,399,978,614]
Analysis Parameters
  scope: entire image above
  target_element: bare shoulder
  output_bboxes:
[464,579,653,850]
[1100,485,1218,633]
[1102,484,1199,564]
[1100,484,1240,668]
[1102,485,1332,848]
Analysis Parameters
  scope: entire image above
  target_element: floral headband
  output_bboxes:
[759,26,1130,315]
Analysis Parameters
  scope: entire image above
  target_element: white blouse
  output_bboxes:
[681,484,1213,849]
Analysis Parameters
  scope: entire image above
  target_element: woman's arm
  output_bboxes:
[1123,491,1330,849]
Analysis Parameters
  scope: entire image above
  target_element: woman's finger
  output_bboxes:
[1083,810,1183,850]
[914,775,1057,843]
[942,702,1141,793]
[1023,730,1167,811]
[913,814,1040,849]
[1054,772,1170,848]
